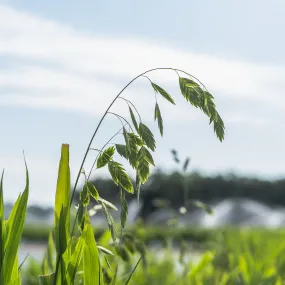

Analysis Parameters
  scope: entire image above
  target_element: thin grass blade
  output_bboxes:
[110,265,118,285]
[124,257,141,285]
[39,273,55,285]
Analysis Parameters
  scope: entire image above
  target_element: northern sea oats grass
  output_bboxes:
[0,68,224,284]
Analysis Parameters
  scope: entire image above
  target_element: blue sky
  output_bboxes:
[0,1,285,205]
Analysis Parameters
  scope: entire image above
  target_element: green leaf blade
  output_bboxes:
[53,144,71,285]
[82,221,103,285]
[124,257,142,285]
[54,144,70,265]
[66,234,85,284]
[3,162,29,285]
[54,207,68,255]
[42,233,55,274]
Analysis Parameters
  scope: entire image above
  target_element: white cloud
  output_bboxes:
[0,4,285,125]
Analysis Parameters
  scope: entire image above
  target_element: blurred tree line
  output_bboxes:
[75,170,285,208]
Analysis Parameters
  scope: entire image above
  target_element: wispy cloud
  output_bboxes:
[0,4,284,126]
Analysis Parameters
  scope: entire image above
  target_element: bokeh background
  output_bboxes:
[1,1,285,283]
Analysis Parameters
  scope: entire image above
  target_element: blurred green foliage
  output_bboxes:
[22,228,285,284]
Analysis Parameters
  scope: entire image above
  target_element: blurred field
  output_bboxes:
[22,226,285,284]
[22,224,285,245]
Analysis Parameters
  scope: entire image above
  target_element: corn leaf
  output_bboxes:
[54,144,71,285]
[8,254,20,285]
[3,161,29,285]
[42,232,55,274]
[8,260,20,283]
[54,210,69,285]
[54,144,70,251]
[55,208,69,257]
[83,219,104,285]
[66,233,85,284]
